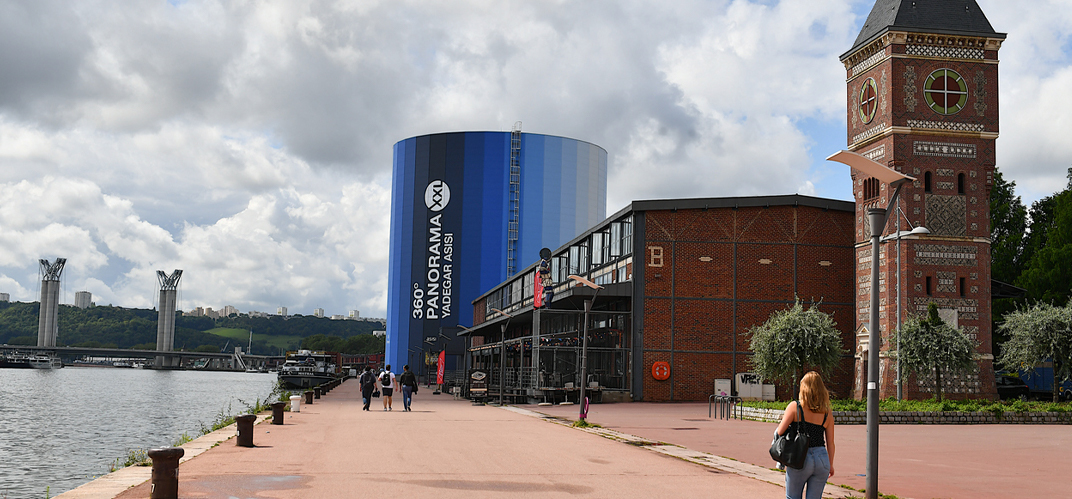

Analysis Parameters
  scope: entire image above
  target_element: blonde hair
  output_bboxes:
[799,371,830,413]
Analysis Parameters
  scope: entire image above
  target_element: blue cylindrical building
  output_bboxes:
[386,131,607,374]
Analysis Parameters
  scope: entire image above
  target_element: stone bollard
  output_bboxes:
[290,395,301,412]
[314,387,322,399]
[304,390,313,405]
[271,402,286,425]
[236,414,257,447]
[148,447,184,499]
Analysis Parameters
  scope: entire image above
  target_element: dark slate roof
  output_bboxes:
[844,0,1005,59]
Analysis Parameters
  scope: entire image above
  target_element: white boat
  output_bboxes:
[277,350,339,388]
[29,354,64,369]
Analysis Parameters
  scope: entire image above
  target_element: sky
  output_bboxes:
[1,0,1070,319]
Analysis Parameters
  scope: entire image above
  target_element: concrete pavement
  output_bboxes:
[110,382,799,498]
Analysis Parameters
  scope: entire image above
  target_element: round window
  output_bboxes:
[923,68,968,115]
[859,78,878,124]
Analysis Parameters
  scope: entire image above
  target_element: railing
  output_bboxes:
[708,395,743,420]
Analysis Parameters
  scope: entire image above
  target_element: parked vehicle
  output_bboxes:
[1016,360,1072,401]
[994,372,1030,400]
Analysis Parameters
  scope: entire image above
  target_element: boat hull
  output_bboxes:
[278,374,336,389]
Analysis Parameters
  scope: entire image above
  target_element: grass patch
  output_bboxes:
[571,419,602,428]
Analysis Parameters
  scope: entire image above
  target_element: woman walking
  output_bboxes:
[776,371,835,499]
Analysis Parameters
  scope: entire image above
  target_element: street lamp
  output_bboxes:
[827,150,915,499]
[881,210,930,401]
[567,274,603,423]
[491,308,513,406]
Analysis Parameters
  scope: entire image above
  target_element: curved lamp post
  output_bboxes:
[491,308,513,406]
[567,275,603,422]
[827,150,915,499]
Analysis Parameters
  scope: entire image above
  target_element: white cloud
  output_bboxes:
[0,0,1069,317]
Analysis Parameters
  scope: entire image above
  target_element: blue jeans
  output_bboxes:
[402,386,413,410]
[785,446,829,499]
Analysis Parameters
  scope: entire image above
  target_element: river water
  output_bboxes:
[0,367,278,498]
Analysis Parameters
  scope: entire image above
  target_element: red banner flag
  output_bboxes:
[437,350,446,385]
[534,267,544,308]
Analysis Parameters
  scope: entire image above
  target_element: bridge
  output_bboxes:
[1,344,283,371]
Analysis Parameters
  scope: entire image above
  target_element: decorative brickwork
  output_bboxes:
[907,120,985,132]
[914,141,976,158]
[906,44,984,60]
[904,66,919,112]
[926,195,967,236]
[914,244,977,266]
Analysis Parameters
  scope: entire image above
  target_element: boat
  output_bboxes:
[1,351,63,369]
[30,354,64,369]
[277,350,340,389]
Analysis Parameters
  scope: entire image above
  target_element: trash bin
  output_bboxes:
[304,390,313,405]
[314,387,321,399]
[290,395,301,412]
[271,402,286,425]
[235,414,257,447]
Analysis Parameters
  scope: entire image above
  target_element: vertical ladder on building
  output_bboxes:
[507,121,522,276]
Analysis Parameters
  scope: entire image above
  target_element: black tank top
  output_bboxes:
[802,412,828,448]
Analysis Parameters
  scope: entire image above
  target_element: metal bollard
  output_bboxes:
[148,447,184,499]
[304,390,313,405]
[314,387,321,399]
[236,414,257,447]
[271,402,286,425]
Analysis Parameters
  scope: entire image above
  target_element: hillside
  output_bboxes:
[0,301,384,356]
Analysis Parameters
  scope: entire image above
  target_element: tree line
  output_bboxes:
[0,302,384,356]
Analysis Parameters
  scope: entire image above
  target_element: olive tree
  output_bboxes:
[998,302,1072,402]
[749,299,845,386]
[898,303,977,401]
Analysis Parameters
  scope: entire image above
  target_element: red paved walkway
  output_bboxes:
[528,401,1071,499]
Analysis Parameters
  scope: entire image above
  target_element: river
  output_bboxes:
[0,367,278,498]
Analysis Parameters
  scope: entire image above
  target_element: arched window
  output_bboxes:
[863,177,880,200]
[958,173,965,194]
[924,171,933,193]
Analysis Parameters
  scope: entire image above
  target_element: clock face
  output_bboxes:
[924,68,968,115]
[859,78,878,124]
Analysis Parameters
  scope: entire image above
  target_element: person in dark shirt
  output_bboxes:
[775,371,836,499]
[359,367,376,411]
[398,364,418,411]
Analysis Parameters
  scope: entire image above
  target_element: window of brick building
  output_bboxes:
[926,276,933,296]
[960,277,966,297]
[958,173,965,194]
[648,246,664,267]
[925,171,933,193]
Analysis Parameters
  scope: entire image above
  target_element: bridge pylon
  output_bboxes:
[155,270,183,368]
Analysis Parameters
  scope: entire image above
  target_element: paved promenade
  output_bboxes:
[107,381,797,498]
[60,380,1068,499]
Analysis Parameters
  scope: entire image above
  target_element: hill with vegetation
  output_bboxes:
[0,301,384,356]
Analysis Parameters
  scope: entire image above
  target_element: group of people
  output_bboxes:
[358,364,418,412]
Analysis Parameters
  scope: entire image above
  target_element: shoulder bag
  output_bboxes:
[769,400,809,469]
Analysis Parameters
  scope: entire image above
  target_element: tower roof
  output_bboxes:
[843,0,1005,59]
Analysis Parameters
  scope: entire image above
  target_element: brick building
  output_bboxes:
[842,0,1004,400]
[462,195,855,402]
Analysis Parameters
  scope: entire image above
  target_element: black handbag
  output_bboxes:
[372,390,380,398]
[769,401,809,469]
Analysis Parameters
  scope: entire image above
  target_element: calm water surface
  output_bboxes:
[0,368,277,498]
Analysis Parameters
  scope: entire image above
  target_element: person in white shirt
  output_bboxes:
[378,365,397,411]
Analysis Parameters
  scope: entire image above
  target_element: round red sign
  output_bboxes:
[651,361,671,381]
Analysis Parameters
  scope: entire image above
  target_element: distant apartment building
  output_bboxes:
[313,308,325,318]
[330,314,345,320]
[247,310,269,318]
[348,310,360,319]
[74,291,92,309]
[220,305,238,317]
[372,330,386,337]
[277,306,288,316]
[0,292,9,302]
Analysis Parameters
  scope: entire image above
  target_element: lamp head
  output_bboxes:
[909,226,931,235]
[567,274,603,290]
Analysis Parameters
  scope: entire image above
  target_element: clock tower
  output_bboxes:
[841,0,1005,400]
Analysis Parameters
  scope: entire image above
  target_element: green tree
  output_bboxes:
[998,302,1072,402]
[748,299,844,386]
[989,167,1028,286]
[898,303,977,401]
[1017,169,1072,305]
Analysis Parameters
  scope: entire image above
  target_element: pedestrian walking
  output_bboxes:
[359,367,376,411]
[399,365,418,411]
[776,371,835,499]
[379,365,396,411]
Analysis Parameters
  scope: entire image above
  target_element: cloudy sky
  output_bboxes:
[1,0,1069,319]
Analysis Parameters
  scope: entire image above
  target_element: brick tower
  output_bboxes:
[841,0,1004,400]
